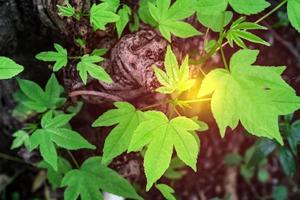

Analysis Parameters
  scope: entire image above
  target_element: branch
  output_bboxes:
[69,90,123,102]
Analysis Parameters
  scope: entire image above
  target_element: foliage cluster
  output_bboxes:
[1,0,300,199]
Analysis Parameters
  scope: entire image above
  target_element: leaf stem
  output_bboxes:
[69,56,82,60]
[255,0,288,24]
[220,44,229,70]
[140,101,167,111]
[196,0,288,64]
[174,107,181,116]
[180,98,211,104]
[67,150,80,168]
[0,152,28,165]
[69,90,123,102]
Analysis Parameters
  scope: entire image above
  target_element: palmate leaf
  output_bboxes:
[116,5,131,38]
[128,111,202,190]
[198,49,300,144]
[92,102,145,164]
[35,43,68,71]
[287,0,300,33]
[61,157,142,200]
[76,54,112,85]
[153,45,195,94]
[57,2,75,17]
[156,184,176,200]
[148,0,201,41]
[226,18,270,48]
[227,0,270,15]
[138,0,157,27]
[90,2,120,30]
[17,74,66,112]
[101,0,120,12]
[30,111,95,170]
[11,130,30,149]
[195,0,232,32]
[0,57,24,79]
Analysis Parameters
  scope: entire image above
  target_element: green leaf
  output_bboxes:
[57,2,75,17]
[116,5,131,38]
[240,164,255,182]
[148,0,200,41]
[129,13,140,32]
[0,57,24,79]
[196,11,233,32]
[224,153,243,166]
[41,111,73,128]
[90,3,120,30]
[91,48,108,57]
[129,111,201,190]
[92,102,145,164]
[138,0,157,27]
[101,0,120,12]
[204,39,217,53]
[61,157,142,200]
[258,168,269,183]
[227,0,270,15]
[278,147,296,176]
[195,0,232,32]
[196,0,228,13]
[38,157,72,188]
[45,74,66,108]
[198,49,300,144]
[17,78,47,112]
[272,185,288,200]
[75,38,86,48]
[153,45,195,94]
[16,74,66,112]
[287,0,300,33]
[76,54,112,84]
[35,43,68,71]
[226,18,269,48]
[30,113,95,170]
[247,139,277,167]
[11,130,31,149]
[156,184,176,200]
[164,157,187,180]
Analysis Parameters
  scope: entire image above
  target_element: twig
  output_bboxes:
[140,101,167,111]
[0,152,28,165]
[67,150,80,168]
[69,90,122,102]
[255,0,288,24]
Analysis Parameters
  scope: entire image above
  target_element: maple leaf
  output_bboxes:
[148,0,201,41]
[153,45,195,94]
[76,54,112,85]
[17,74,66,113]
[61,157,142,200]
[90,2,120,31]
[128,111,201,190]
[30,111,96,170]
[92,102,145,164]
[35,43,68,71]
[198,49,300,144]
[11,130,30,149]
